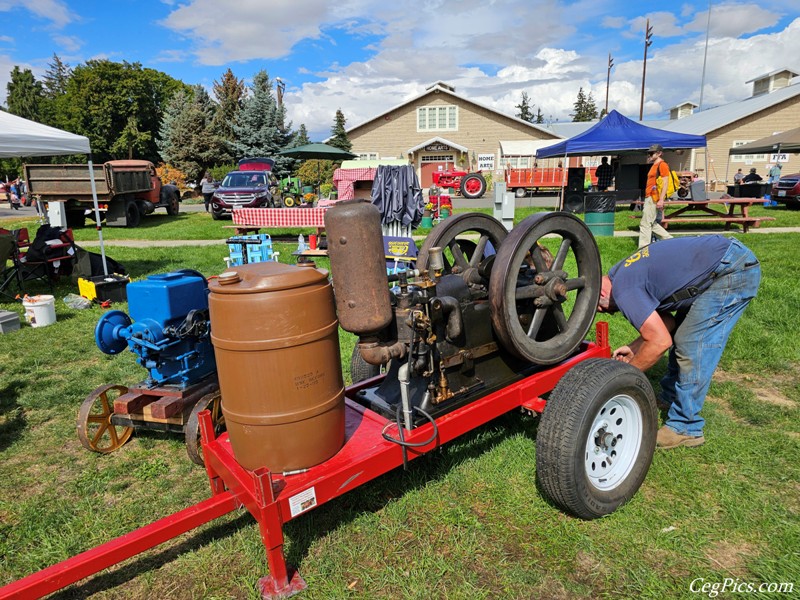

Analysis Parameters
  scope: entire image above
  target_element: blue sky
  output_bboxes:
[1,1,798,140]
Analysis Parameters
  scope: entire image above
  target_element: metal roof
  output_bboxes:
[663,82,800,135]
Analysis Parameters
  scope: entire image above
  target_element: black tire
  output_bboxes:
[515,187,527,199]
[125,201,141,228]
[349,346,383,384]
[459,173,487,199]
[536,358,657,519]
[66,210,86,228]
[211,207,224,220]
[166,193,180,216]
[185,390,225,466]
[283,195,296,207]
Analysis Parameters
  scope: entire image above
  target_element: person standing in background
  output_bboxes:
[201,172,216,213]
[639,144,673,249]
[595,156,614,191]
[733,168,744,184]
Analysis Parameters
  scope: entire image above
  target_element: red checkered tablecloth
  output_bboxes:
[333,167,377,200]
[232,208,327,228]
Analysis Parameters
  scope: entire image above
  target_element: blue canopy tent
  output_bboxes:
[536,110,707,210]
[536,110,706,158]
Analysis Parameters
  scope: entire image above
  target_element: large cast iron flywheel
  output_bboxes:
[417,213,508,277]
[488,212,601,365]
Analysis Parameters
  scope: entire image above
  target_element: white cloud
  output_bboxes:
[52,34,82,53]
[0,0,74,29]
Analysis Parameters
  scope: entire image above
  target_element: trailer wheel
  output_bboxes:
[166,193,180,216]
[459,173,487,199]
[349,346,386,384]
[515,187,527,199]
[125,200,141,228]
[66,209,86,228]
[77,384,134,453]
[185,390,225,466]
[536,358,657,519]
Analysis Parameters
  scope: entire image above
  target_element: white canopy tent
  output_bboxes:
[0,111,108,274]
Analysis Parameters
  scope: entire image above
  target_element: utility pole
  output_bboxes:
[698,1,712,110]
[639,18,653,121]
[605,53,614,116]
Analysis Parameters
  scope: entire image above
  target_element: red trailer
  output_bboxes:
[505,166,598,197]
[0,326,617,600]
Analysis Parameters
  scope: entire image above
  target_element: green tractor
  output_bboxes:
[279,176,303,207]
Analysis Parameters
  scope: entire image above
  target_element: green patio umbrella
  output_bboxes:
[278,143,358,196]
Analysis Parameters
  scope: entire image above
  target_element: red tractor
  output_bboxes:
[431,169,487,199]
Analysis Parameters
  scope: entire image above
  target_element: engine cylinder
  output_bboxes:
[325,201,392,335]
[208,262,345,472]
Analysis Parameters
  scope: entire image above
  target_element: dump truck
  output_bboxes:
[24,160,181,228]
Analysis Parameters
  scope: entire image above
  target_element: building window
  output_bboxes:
[417,105,458,132]
[730,140,766,163]
[503,157,532,169]
[357,152,379,160]
[421,154,455,163]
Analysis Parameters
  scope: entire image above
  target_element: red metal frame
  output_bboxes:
[0,324,610,600]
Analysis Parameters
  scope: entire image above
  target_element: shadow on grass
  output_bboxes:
[0,379,27,451]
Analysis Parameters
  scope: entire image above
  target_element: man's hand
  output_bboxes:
[613,346,634,362]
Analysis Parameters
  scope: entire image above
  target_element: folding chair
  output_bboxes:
[13,227,76,293]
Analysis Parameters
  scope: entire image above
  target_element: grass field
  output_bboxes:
[0,211,798,599]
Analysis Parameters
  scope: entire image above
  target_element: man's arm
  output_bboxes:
[614,311,675,370]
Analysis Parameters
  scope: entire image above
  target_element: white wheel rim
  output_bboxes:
[584,394,643,491]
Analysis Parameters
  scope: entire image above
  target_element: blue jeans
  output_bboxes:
[659,239,761,436]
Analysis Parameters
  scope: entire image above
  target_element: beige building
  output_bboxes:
[346,82,559,188]
[345,71,800,191]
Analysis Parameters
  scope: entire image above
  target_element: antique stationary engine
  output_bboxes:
[94,270,216,388]
[325,201,603,428]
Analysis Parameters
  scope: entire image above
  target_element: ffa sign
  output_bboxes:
[771,153,788,163]
[425,143,450,152]
[478,153,495,170]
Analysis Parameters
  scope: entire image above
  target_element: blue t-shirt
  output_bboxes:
[608,236,731,330]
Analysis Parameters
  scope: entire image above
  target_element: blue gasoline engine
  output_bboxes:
[94,270,216,387]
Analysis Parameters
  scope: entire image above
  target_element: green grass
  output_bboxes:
[0,218,798,599]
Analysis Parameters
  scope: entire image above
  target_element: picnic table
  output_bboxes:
[660,198,775,233]
[227,207,327,235]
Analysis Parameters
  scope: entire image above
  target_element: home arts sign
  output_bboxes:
[424,143,452,152]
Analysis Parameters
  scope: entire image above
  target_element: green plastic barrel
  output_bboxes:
[440,207,450,219]
[584,212,615,237]
[421,216,434,228]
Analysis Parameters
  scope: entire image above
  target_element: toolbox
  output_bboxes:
[0,309,21,333]
[78,274,130,303]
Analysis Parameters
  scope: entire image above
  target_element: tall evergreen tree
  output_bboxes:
[515,92,534,122]
[535,108,544,124]
[6,66,44,121]
[212,68,245,164]
[294,124,311,146]
[328,109,352,152]
[158,85,217,180]
[571,87,599,122]
[231,70,293,176]
[43,54,72,98]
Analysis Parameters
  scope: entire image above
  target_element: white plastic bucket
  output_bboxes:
[23,295,57,328]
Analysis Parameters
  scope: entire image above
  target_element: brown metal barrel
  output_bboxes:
[208,262,345,472]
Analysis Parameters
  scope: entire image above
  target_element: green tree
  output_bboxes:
[60,60,188,162]
[571,87,599,122]
[328,109,352,152]
[212,68,245,164]
[515,92,534,122]
[294,124,311,146]
[158,85,217,180]
[231,70,293,176]
[43,54,71,99]
[297,159,335,191]
[535,108,544,124]
[6,66,44,121]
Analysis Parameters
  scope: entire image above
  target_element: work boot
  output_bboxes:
[656,426,704,449]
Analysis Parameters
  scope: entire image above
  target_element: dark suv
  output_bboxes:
[211,158,279,219]
[771,173,800,208]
